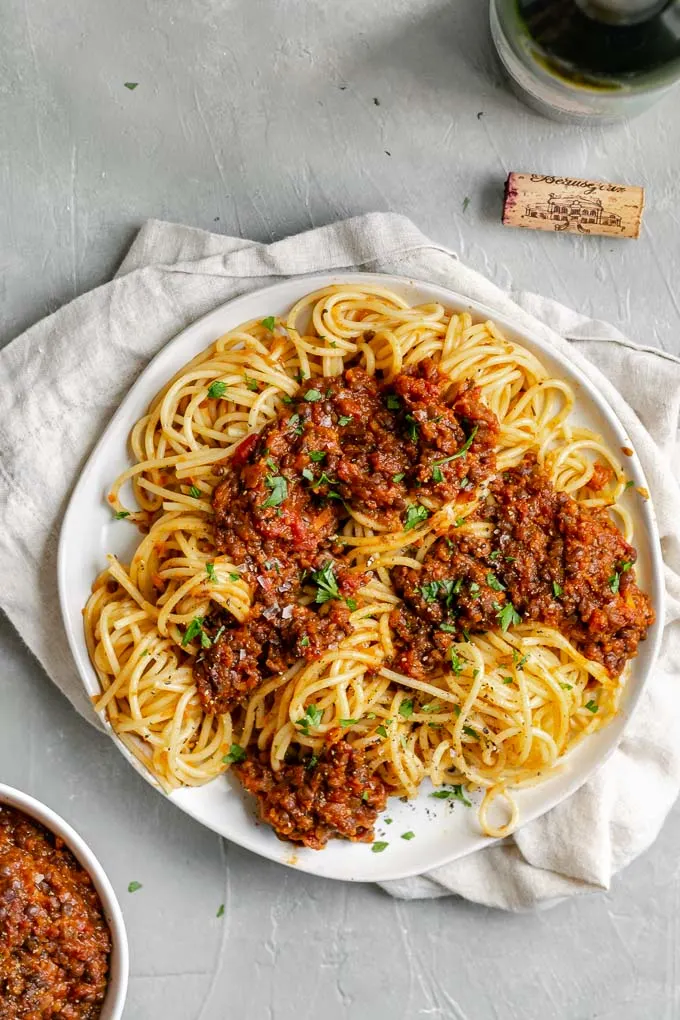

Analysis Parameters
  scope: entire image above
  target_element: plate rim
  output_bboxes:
[57,270,665,882]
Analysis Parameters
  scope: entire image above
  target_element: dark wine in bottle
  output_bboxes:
[517,0,680,83]
[491,0,680,119]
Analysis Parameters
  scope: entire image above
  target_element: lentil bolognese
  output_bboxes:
[84,284,654,845]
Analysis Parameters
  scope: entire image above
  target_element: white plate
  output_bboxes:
[58,272,664,882]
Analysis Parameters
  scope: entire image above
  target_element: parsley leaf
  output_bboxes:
[302,467,314,482]
[449,647,464,674]
[244,375,259,392]
[401,831,416,840]
[512,650,528,669]
[432,465,444,484]
[392,472,405,483]
[463,725,479,739]
[421,581,440,603]
[288,413,303,435]
[398,699,414,719]
[340,718,358,727]
[297,704,323,734]
[216,904,225,918]
[304,389,323,402]
[560,682,573,690]
[620,560,632,573]
[338,415,353,426]
[372,841,389,853]
[182,616,211,648]
[431,785,471,806]
[376,724,389,738]
[114,510,130,519]
[127,880,143,892]
[405,414,419,442]
[403,503,429,531]
[311,561,341,603]
[422,701,441,713]
[124,82,139,90]
[208,380,227,399]
[223,744,247,764]
[552,581,563,597]
[385,395,400,410]
[440,622,457,634]
[502,676,513,684]
[309,450,326,462]
[345,597,357,611]
[489,550,501,561]
[205,562,217,583]
[432,426,479,465]
[585,699,598,713]
[496,601,521,632]
[262,474,288,508]
[609,572,621,594]
[300,635,310,648]
[261,316,276,330]
[486,572,506,592]
[229,572,240,582]
[624,479,635,490]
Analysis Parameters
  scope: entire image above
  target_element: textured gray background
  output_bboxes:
[2,1,680,1018]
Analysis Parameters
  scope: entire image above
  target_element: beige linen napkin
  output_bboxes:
[1,212,679,910]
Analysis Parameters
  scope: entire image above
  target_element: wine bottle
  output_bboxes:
[490,0,680,119]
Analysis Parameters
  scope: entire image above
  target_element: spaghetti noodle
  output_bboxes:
[83,284,654,845]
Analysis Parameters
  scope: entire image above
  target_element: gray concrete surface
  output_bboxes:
[2,1,680,1017]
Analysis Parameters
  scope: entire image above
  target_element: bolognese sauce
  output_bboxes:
[0,806,111,1019]
[192,359,653,848]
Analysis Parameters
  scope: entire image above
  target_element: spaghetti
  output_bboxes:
[83,284,654,845]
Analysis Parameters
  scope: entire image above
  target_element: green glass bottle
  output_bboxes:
[491,0,680,119]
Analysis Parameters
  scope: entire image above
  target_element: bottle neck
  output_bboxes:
[575,0,670,24]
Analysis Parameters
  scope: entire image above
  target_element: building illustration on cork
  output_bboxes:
[523,192,623,233]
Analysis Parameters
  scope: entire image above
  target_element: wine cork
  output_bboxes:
[503,172,645,239]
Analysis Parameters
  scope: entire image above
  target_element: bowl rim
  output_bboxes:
[0,782,129,1020]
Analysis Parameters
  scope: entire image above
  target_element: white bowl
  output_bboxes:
[0,783,128,1020]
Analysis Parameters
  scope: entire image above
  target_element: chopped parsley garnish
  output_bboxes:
[340,719,358,727]
[346,597,357,611]
[620,560,632,572]
[552,581,563,597]
[127,881,143,893]
[281,395,293,404]
[312,471,336,489]
[624,479,635,490]
[309,450,326,462]
[182,616,211,648]
[449,647,464,674]
[608,572,621,594]
[460,477,470,489]
[401,831,416,840]
[223,744,247,764]
[431,785,471,806]
[405,414,419,442]
[114,510,130,519]
[208,380,227,399]
[440,622,457,634]
[124,82,139,90]
[307,755,319,770]
[392,472,405,483]
[469,581,480,599]
[502,676,513,684]
[300,635,310,648]
[398,699,414,719]
[489,550,500,561]
[205,562,217,583]
[262,474,288,508]
[244,375,259,391]
[463,725,479,739]
[372,841,389,853]
[421,582,440,603]
[297,704,323,734]
[422,702,441,713]
[486,572,506,592]
[496,601,522,632]
[216,904,225,918]
[454,517,465,528]
[585,699,599,713]
[302,467,314,482]
[311,561,341,603]
[512,650,528,669]
[560,682,573,691]
[338,415,353,426]
[229,572,240,581]
[385,395,401,410]
[189,485,201,498]
[403,503,429,531]
[376,724,389,738]
[432,465,444,484]
[288,413,303,435]
[261,316,276,330]
[304,388,323,402]
[432,426,479,465]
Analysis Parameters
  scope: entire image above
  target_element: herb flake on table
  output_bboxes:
[216,904,225,918]
[124,82,138,90]
[372,841,389,853]
[127,881,142,893]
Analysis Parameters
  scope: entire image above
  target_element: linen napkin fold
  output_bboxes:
[1,212,679,911]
